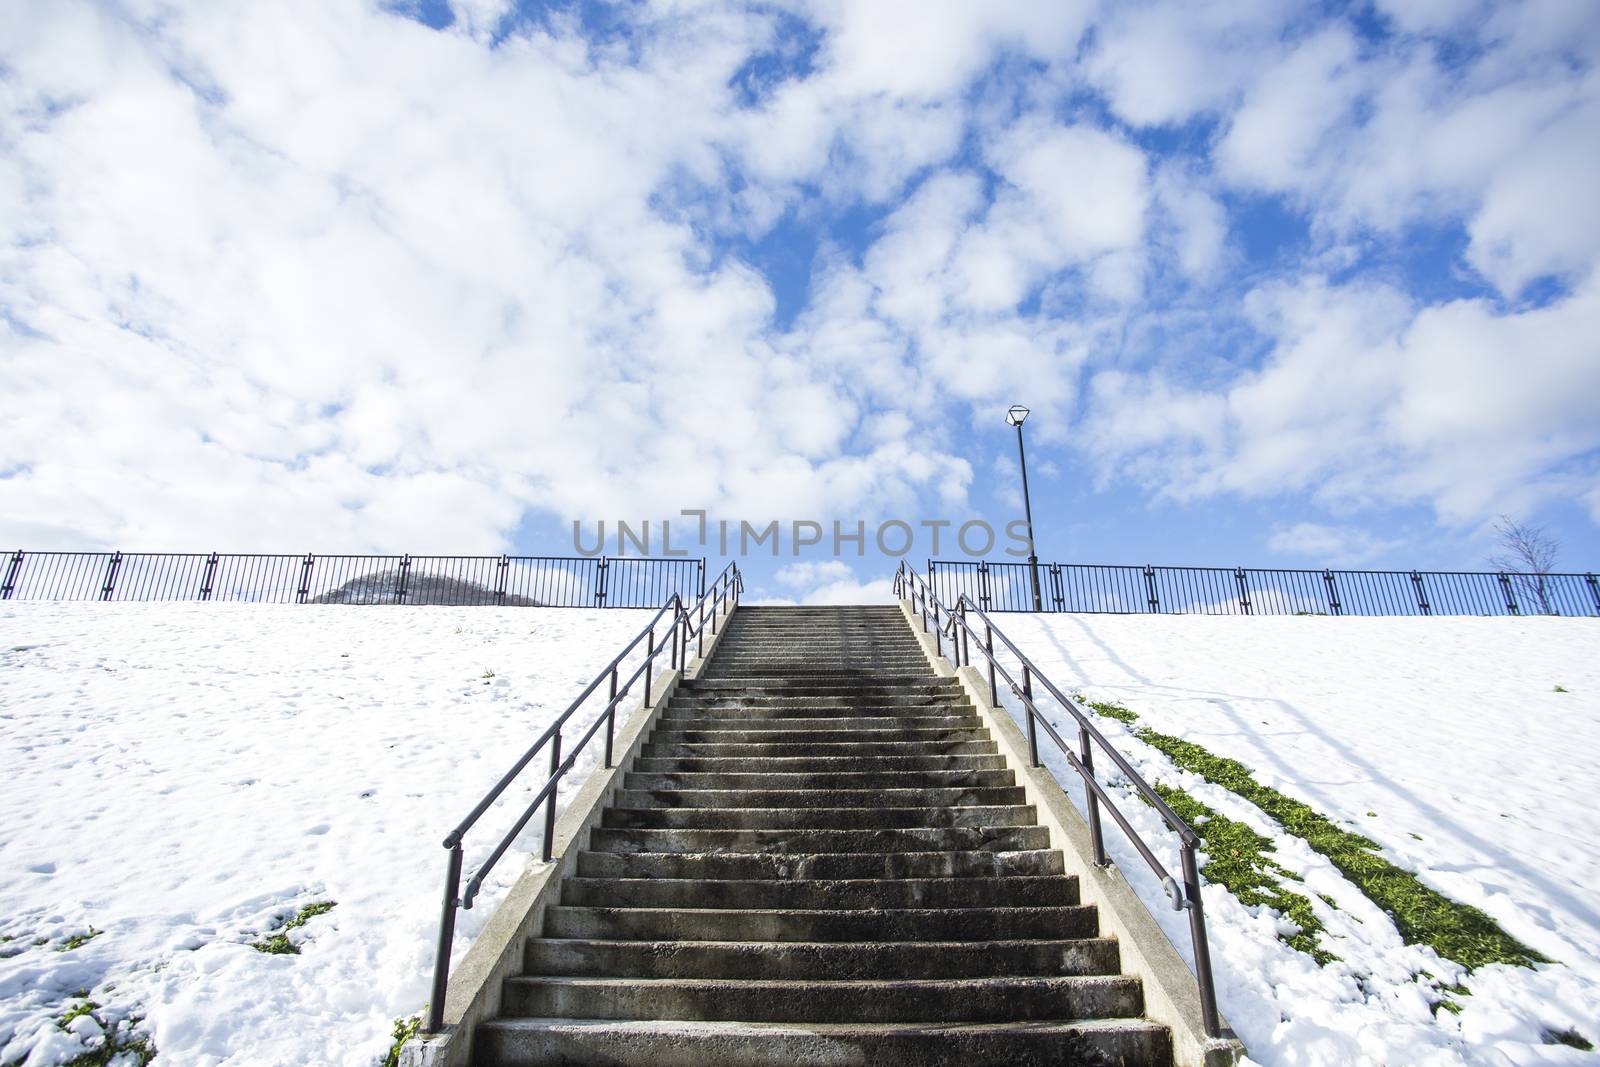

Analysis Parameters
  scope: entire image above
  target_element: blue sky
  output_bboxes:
[1,0,1597,603]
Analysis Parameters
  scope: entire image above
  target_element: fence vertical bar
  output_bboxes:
[1143,565,1159,613]
[2,550,23,600]
[1322,569,1341,615]
[426,843,463,1033]
[1498,572,1519,615]
[1023,667,1038,767]
[1181,844,1223,1038]
[100,551,123,601]
[1410,570,1431,616]
[541,730,562,862]
[1079,724,1108,865]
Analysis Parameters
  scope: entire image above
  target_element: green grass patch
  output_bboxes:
[60,927,102,951]
[383,1013,423,1067]
[1153,784,1336,964]
[57,998,156,1067]
[1553,685,1568,693]
[1546,1028,1594,1050]
[1084,699,1544,971]
[251,900,337,955]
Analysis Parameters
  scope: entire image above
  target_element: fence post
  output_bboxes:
[495,556,509,605]
[1322,569,1341,616]
[396,554,412,603]
[595,557,609,608]
[697,558,705,600]
[1409,570,1431,616]
[1049,563,1064,611]
[1497,572,1519,615]
[197,552,218,601]
[1586,573,1600,616]
[1143,565,1159,613]
[1,550,23,600]
[99,551,124,601]
[296,554,315,604]
[1233,568,1251,615]
[978,561,991,611]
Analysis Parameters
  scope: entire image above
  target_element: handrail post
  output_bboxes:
[541,729,562,861]
[1023,666,1038,767]
[426,843,464,1033]
[985,623,997,708]
[957,602,969,667]
[1079,723,1108,865]
[1181,844,1223,1038]
[671,604,681,670]
[644,629,655,710]
[605,667,619,768]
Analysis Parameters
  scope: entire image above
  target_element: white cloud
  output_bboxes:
[767,560,896,604]
[1266,522,1401,565]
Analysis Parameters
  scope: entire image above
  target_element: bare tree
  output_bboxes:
[1487,515,1560,615]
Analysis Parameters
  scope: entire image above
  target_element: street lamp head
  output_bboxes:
[1006,404,1030,426]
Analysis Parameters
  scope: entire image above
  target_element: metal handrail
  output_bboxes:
[423,562,742,1033]
[895,561,1223,1038]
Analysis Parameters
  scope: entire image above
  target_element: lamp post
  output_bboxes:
[1006,404,1044,612]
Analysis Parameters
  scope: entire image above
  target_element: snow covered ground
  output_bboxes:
[0,603,656,1067]
[990,613,1600,1067]
[5,603,1598,1066]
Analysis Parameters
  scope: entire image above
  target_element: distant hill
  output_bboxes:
[311,568,544,606]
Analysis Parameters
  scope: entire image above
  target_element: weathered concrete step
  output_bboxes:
[575,848,1065,880]
[587,824,1050,854]
[522,936,1121,980]
[683,679,955,693]
[703,671,937,682]
[655,714,980,731]
[669,695,972,712]
[649,727,989,745]
[500,974,1143,1024]
[622,769,1018,791]
[710,653,930,663]
[632,755,1008,773]
[640,740,1000,758]
[613,786,1026,809]
[560,875,1077,909]
[542,904,1099,942]
[600,805,1036,831]
[473,1016,1172,1066]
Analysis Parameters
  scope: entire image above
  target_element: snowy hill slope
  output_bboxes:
[0,604,651,1066]
[995,614,1600,1066]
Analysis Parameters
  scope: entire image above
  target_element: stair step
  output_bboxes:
[575,848,1066,880]
[622,769,1018,791]
[649,727,990,744]
[600,805,1036,831]
[639,740,1000,758]
[656,714,979,730]
[523,936,1121,980]
[612,786,1026,808]
[588,825,1048,855]
[500,974,1144,1023]
[543,904,1100,942]
[632,755,1009,773]
[560,875,1077,909]
[473,1016,1172,1066]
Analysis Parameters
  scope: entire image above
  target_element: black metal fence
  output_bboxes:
[0,551,705,608]
[928,559,1600,617]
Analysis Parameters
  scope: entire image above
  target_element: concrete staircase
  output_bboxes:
[472,605,1173,1065]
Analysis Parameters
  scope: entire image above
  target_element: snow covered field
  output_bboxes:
[995,613,1600,1066]
[0,604,654,1066]
[4,603,1598,1066]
